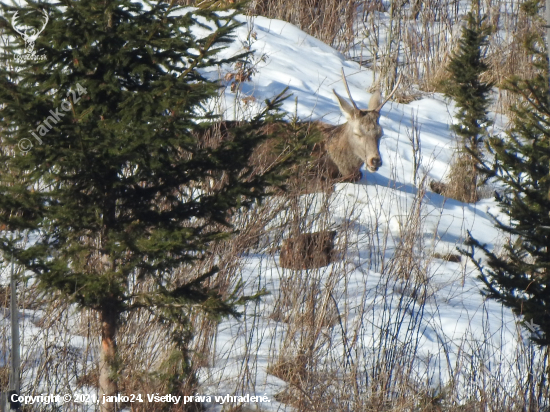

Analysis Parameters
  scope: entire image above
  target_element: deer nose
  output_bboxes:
[368,157,382,170]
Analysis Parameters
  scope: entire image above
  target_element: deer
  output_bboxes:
[317,69,402,182]
[195,70,402,190]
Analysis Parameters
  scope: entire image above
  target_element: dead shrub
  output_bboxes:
[279,230,337,270]
[268,355,340,412]
[249,0,357,51]
[75,367,98,389]
[0,283,45,310]
[270,274,339,327]
[0,284,8,307]
[268,354,309,387]
[429,180,446,195]
[0,365,8,389]
[433,252,461,263]
[430,153,480,203]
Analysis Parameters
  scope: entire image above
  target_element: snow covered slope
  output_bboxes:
[196,13,534,411]
[0,7,539,412]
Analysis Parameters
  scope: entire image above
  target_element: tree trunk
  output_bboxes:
[471,158,478,203]
[546,0,550,101]
[99,308,118,412]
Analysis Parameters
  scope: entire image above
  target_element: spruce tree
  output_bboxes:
[462,41,550,346]
[0,1,304,409]
[444,3,493,202]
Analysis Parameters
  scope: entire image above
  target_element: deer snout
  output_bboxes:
[367,156,382,172]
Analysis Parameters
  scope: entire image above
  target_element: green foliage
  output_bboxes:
[442,4,493,203]
[520,0,541,17]
[462,44,550,346]
[0,0,308,380]
[445,8,493,156]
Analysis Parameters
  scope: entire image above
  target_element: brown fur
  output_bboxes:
[256,90,385,183]
[194,89,384,187]
[327,89,384,178]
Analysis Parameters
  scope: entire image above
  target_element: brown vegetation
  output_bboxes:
[1,2,549,411]
[430,154,480,203]
[279,230,337,269]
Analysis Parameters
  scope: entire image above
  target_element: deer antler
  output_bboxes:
[10,9,49,39]
[11,12,25,37]
[36,9,49,37]
[376,73,403,111]
[37,9,50,37]
[340,68,360,111]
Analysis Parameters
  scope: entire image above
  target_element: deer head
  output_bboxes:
[333,70,401,173]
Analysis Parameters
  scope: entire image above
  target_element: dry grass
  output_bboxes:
[2,119,549,411]
[430,153,480,203]
[200,111,548,412]
[433,252,461,263]
[1,3,549,411]
[0,365,8,389]
[243,0,543,114]
[249,0,358,52]
[0,284,8,308]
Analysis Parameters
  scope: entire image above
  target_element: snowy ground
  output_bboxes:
[0,6,541,412]
[194,13,533,412]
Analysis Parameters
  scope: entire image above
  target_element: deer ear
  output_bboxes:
[333,90,356,120]
[368,89,382,111]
